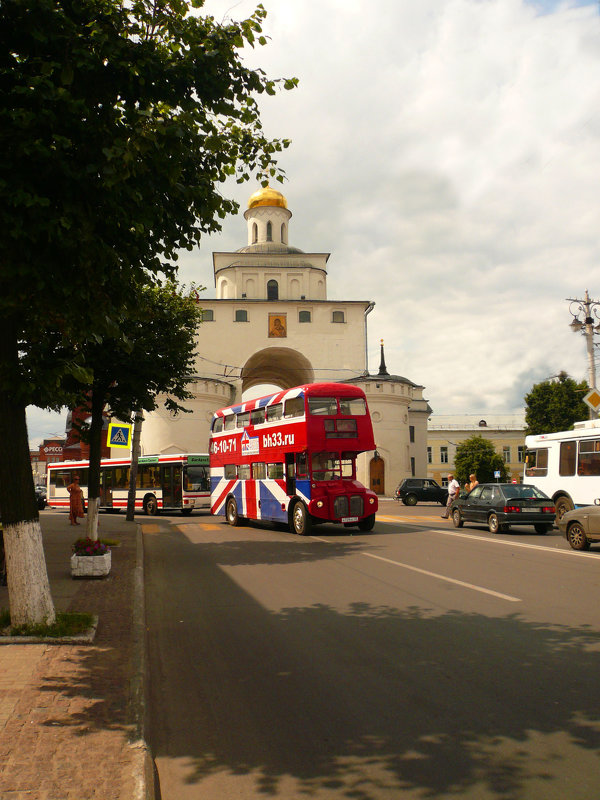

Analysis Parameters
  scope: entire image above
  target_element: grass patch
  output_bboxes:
[0,609,95,638]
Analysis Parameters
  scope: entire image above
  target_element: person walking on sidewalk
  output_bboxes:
[441,473,460,519]
[67,475,84,526]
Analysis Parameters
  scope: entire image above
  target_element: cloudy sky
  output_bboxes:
[28,0,600,445]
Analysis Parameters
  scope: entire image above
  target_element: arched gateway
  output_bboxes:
[142,186,431,492]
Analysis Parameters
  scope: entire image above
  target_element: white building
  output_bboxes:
[142,185,430,494]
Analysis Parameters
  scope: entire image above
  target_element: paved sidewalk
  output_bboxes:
[0,510,152,800]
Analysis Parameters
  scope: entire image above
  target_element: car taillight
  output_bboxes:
[503,505,521,513]
[543,506,555,513]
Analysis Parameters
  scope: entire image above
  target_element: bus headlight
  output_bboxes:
[369,497,375,504]
[316,500,324,508]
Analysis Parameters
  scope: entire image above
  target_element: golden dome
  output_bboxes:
[248,184,288,210]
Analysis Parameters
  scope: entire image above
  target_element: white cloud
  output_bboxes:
[26,0,600,440]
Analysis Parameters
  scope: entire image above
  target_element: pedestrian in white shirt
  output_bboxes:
[441,473,460,519]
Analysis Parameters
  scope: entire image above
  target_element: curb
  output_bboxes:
[130,523,156,800]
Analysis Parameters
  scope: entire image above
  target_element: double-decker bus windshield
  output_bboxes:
[311,452,355,481]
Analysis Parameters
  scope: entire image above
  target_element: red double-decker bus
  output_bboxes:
[209,383,378,534]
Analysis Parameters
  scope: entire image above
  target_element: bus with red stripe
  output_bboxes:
[47,453,210,515]
[209,383,378,534]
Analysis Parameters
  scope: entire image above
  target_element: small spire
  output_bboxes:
[378,339,389,376]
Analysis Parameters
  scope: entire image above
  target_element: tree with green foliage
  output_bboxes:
[0,0,295,625]
[454,436,508,487]
[71,281,203,538]
[525,372,589,435]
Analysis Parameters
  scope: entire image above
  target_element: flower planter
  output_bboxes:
[71,551,111,578]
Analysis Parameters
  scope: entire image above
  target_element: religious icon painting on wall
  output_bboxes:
[268,314,287,338]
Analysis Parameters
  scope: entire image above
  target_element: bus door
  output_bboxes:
[161,464,183,508]
[100,469,113,508]
[285,453,296,496]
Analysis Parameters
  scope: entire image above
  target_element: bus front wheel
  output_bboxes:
[226,497,240,527]
[291,501,312,536]
[358,514,375,532]
[144,495,159,516]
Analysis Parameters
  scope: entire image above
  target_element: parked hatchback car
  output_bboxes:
[558,502,600,550]
[451,483,555,534]
[395,478,448,506]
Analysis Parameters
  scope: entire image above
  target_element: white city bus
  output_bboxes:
[47,453,210,515]
[524,420,600,519]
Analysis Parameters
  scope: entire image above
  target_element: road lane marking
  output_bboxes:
[361,552,522,602]
[430,528,600,558]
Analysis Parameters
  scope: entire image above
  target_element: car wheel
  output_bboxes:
[291,501,312,535]
[405,494,418,506]
[488,513,506,534]
[534,523,551,534]
[452,508,464,528]
[143,495,158,516]
[226,496,240,527]
[555,496,574,522]
[566,521,590,551]
[358,514,376,532]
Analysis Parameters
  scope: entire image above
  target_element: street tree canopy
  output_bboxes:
[0,0,296,625]
[454,436,508,487]
[525,372,589,435]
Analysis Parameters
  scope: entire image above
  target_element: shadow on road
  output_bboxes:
[145,526,600,799]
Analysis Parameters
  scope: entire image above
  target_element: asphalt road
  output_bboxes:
[144,500,600,800]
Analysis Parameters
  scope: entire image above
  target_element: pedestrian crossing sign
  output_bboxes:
[107,423,132,449]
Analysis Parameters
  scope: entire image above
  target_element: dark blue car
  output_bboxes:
[451,483,555,534]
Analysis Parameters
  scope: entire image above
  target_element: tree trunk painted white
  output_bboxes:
[4,519,56,627]
[86,496,100,540]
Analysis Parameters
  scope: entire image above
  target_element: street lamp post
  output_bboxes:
[567,289,600,419]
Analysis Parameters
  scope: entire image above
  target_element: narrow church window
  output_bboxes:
[266,220,273,241]
[252,223,258,243]
[281,223,287,244]
[267,279,279,300]
[299,311,311,323]
[332,310,345,323]
[235,309,248,322]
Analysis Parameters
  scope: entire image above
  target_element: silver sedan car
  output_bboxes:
[558,502,600,550]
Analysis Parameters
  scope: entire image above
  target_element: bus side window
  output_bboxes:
[224,415,236,431]
[212,417,223,433]
[284,397,304,418]
[237,411,250,428]
[525,448,548,477]
[267,463,284,479]
[308,397,337,415]
[238,464,251,480]
[559,441,576,476]
[253,463,267,479]
[224,464,237,479]
[339,397,367,415]
[251,408,265,426]
[296,452,308,476]
[266,404,282,422]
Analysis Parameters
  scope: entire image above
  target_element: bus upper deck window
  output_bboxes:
[251,408,265,426]
[339,397,367,416]
[266,403,282,422]
[237,411,250,428]
[212,417,223,433]
[308,397,337,416]
[284,397,304,418]
[224,415,236,431]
